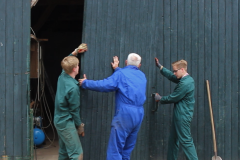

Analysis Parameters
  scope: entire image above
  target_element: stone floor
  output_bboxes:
[35,139,59,160]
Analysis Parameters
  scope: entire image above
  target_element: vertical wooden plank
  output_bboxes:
[197,0,205,159]
[5,0,15,156]
[154,0,161,158]
[191,0,199,154]
[225,0,232,159]
[139,1,151,160]
[137,0,145,158]
[117,0,126,67]
[146,0,155,159]
[147,0,159,158]
[81,1,95,159]
[185,1,199,159]
[13,0,23,156]
[91,0,100,157]
[177,0,184,60]
[104,0,118,158]
[105,1,116,159]
[177,2,185,158]
[204,0,212,159]
[95,0,105,158]
[238,0,240,157]
[80,0,88,158]
[163,0,171,159]
[133,0,144,158]
[98,0,110,157]
[0,0,6,156]
[153,0,162,158]
[138,0,144,158]
[130,1,138,158]
[211,0,220,159]
[218,0,226,159]
[231,0,239,159]
[184,0,192,63]
[128,0,136,54]
[140,0,147,158]
[169,0,178,159]
[121,0,130,62]
[22,0,30,156]
[89,0,101,158]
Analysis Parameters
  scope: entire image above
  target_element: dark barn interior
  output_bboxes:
[30,0,84,149]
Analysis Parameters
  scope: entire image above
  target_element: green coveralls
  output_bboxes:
[54,54,83,160]
[160,67,198,160]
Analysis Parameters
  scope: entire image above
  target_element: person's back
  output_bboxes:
[114,65,146,113]
[54,71,80,125]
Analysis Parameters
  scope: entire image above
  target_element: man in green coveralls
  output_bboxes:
[154,58,198,160]
[54,43,87,160]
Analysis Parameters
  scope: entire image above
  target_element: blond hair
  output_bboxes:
[172,59,187,71]
[61,56,79,74]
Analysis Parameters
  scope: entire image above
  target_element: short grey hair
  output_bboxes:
[127,53,141,67]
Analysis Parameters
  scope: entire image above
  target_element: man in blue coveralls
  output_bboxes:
[79,53,147,160]
[154,58,198,160]
[54,43,87,160]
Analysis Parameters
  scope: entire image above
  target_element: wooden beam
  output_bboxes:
[37,0,84,6]
[32,0,58,33]
[38,39,48,41]
[31,0,39,8]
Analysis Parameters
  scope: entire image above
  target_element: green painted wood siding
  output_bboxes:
[0,0,31,159]
[81,0,239,160]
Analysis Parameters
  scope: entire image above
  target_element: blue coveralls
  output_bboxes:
[81,65,147,160]
[54,54,83,160]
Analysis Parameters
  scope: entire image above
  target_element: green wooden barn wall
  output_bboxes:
[0,0,239,160]
[0,0,31,159]
[81,0,239,160]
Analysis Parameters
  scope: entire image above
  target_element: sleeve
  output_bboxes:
[160,67,179,84]
[160,81,188,104]
[114,67,121,71]
[81,70,120,92]
[66,87,81,127]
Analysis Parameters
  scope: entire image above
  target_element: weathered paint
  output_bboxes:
[0,0,31,159]
[81,0,239,160]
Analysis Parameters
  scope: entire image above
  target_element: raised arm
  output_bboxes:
[78,56,121,92]
[155,57,179,83]
[160,67,179,83]
[79,71,120,92]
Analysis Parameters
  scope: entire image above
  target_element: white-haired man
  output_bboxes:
[79,53,147,160]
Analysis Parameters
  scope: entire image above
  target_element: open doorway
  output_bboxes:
[30,0,84,158]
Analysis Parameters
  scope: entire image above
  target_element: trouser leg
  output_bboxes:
[106,106,144,160]
[106,126,125,160]
[122,113,143,160]
[56,121,83,160]
[58,136,69,160]
[122,128,139,160]
[176,118,198,160]
[167,122,179,160]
